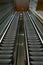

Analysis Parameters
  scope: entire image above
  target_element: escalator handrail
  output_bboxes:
[23,12,30,65]
[30,10,43,25]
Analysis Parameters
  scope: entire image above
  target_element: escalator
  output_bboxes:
[23,12,43,65]
[0,12,19,65]
[0,11,43,65]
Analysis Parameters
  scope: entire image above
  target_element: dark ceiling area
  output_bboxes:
[0,0,14,11]
[0,0,43,11]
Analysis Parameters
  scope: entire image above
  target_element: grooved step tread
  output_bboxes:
[28,42,41,44]
[3,41,14,43]
[0,59,11,63]
[3,40,15,42]
[30,56,43,61]
[30,52,43,56]
[28,40,40,42]
[0,55,12,58]
[0,47,13,50]
[29,48,43,51]
[31,61,43,65]
[29,45,42,47]
[3,39,15,41]
[0,50,13,53]
[1,44,14,46]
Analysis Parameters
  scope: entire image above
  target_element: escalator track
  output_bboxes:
[0,11,43,65]
[23,12,43,65]
[0,12,19,65]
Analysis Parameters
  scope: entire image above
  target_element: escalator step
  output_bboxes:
[0,50,13,53]
[1,44,14,46]
[28,42,41,44]
[29,48,43,51]
[0,47,13,50]
[28,40,40,42]
[30,52,43,56]
[29,45,42,48]
[30,56,43,61]
[3,38,15,40]
[3,41,14,44]
[0,59,11,63]
[0,54,12,58]
[31,61,43,65]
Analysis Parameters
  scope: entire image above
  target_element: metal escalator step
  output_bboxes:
[5,32,15,35]
[5,36,15,39]
[28,32,36,33]
[0,55,12,58]
[3,41,14,44]
[28,31,36,33]
[29,48,43,51]
[28,40,40,42]
[29,45,42,48]
[28,38,39,40]
[0,47,13,50]
[5,35,15,38]
[28,34,37,36]
[28,35,37,37]
[30,52,43,56]
[28,35,38,38]
[1,44,14,46]
[31,61,43,65]
[28,41,41,43]
[0,59,11,63]
[0,50,13,54]
[30,56,43,61]
[4,34,16,37]
[4,37,15,39]
[3,39,15,41]
[0,49,13,51]
[28,42,41,44]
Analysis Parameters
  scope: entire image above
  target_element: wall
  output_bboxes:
[36,0,43,10]
[14,0,29,11]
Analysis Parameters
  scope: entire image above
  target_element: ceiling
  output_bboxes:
[0,0,43,11]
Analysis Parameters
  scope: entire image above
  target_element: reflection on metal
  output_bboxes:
[29,0,38,10]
